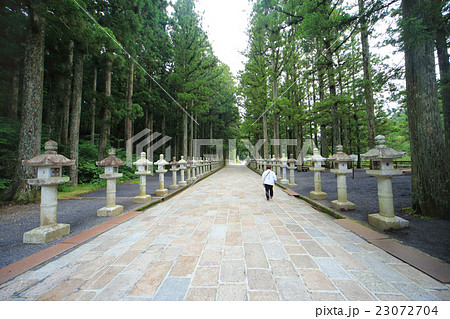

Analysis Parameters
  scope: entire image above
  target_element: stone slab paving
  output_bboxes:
[1,165,449,301]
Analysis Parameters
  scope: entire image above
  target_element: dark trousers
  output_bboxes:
[264,184,273,200]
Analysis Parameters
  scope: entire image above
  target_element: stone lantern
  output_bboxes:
[155,154,169,196]
[133,152,152,203]
[97,148,125,217]
[186,157,192,184]
[22,140,74,244]
[274,156,281,179]
[269,155,276,175]
[199,157,205,176]
[169,156,180,190]
[287,154,297,187]
[329,145,356,211]
[280,154,289,185]
[191,157,197,181]
[178,156,187,186]
[309,148,327,200]
[361,135,408,230]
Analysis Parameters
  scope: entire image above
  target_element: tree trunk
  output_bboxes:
[60,40,74,146]
[69,47,84,185]
[9,69,20,121]
[190,103,194,158]
[272,60,280,158]
[342,118,349,153]
[321,125,329,158]
[183,106,188,157]
[90,62,97,145]
[324,39,341,151]
[263,112,268,158]
[436,31,450,148]
[402,0,450,218]
[359,0,377,148]
[353,113,362,168]
[98,59,112,161]
[125,62,135,164]
[46,74,56,139]
[146,110,153,159]
[11,0,45,202]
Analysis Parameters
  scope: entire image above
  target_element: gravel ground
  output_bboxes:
[0,174,180,268]
[287,168,450,264]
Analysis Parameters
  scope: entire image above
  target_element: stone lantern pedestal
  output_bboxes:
[309,148,327,200]
[329,145,356,211]
[169,156,180,190]
[133,152,152,203]
[155,154,169,196]
[362,135,409,230]
[280,154,289,185]
[97,148,125,217]
[22,140,74,244]
[287,154,297,187]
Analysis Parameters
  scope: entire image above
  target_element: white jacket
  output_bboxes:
[262,169,277,186]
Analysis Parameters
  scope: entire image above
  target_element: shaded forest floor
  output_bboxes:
[288,169,450,264]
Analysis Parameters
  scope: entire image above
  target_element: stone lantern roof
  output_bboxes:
[23,140,74,167]
[155,154,169,166]
[133,152,152,167]
[311,148,326,163]
[287,154,296,164]
[361,135,405,159]
[97,148,126,167]
[178,156,187,165]
[329,145,353,162]
[170,156,178,166]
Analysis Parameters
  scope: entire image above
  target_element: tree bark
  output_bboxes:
[11,0,45,202]
[125,62,135,163]
[359,0,377,148]
[9,69,20,121]
[60,40,74,146]
[190,102,194,158]
[183,106,188,157]
[320,125,329,158]
[325,40,341,152]
[272,59,280,158]
[402,0,450,218]
[69,46,84,185]
[90,62,97,145]
[263,112,268,158]
[98,59,112,161]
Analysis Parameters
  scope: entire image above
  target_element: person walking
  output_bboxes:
[262,164,277,200]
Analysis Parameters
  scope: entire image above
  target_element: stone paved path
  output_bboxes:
[1,165,449,301]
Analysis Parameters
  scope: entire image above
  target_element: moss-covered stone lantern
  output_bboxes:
[329,145,356,211]
[22,140,74,244]
[96,148,125,217]
[133,151,152,203]
[361,135,408,230]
